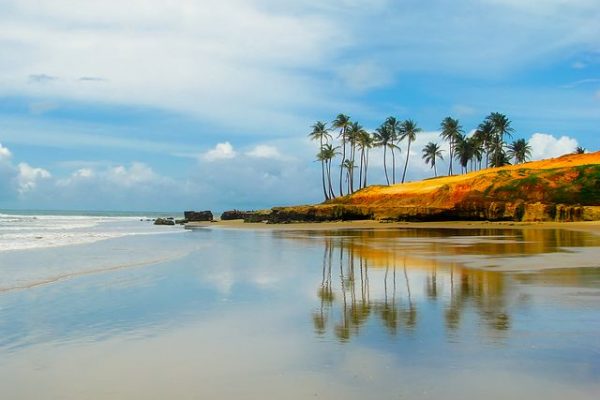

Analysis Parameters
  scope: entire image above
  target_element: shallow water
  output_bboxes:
[0,225,599,399]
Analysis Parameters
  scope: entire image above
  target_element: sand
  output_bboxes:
[187,219,600,235]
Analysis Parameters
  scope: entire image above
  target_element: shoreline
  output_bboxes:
[187,219,600,235]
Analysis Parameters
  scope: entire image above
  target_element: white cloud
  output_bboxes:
[0,0,597,136]
[16,162,51,194]
[529,133,578,160]
[336,61,392,91]
[72,168,94,179]
[246,145,283,160]
[0,143,12,161]
[451,105,477,117]
[106,163,160,187]
[203,142,237,162]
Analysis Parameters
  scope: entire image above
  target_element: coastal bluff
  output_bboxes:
[260,152,600,223]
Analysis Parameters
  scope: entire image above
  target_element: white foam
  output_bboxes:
[0,213,182,252]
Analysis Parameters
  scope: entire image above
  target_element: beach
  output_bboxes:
[0,213,599,399]
[189,218,600,234]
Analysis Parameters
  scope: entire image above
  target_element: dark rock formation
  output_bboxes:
[184,210,213,221]
[221,210,271,222]
[221,210,255,220]
[154,218,175,226]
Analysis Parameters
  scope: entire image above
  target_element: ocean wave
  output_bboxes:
[0,213,184,252]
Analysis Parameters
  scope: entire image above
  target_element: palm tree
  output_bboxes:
[346,122,366,193]
[373,124,393,185]
[309,121,332,200]
[342,159,356,194]
[487,112,514,142]
[384,117,401,183]
[508,138,532,164]
[422,142,444,177]
[440,117,463,175]
[474,120,494,168]
[332,114,351,197]
[399,119,421,183]
[454,134,477,173]
[488,135,510,168]
[574,146,586,154]
[470,136,484,171]
[357,130,374,189]
[319,144,338,199]
[486,112,513,168]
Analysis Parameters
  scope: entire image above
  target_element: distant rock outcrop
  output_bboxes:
[220,210,254,220]
[154,218,175,226]
[220,210,271,222]
[184,210,213,221]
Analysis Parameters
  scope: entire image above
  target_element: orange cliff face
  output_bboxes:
[333,151,600,209]
[268,151,600,223]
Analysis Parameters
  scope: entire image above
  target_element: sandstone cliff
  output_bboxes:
[267,152,600,223]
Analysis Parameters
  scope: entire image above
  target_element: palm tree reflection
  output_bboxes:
[312,234,512,342]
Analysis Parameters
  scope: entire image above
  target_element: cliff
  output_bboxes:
[268,152,600,223]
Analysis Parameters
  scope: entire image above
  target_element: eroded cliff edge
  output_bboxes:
[265,152,600,223]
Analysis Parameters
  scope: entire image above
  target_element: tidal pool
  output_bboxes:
[0,226,599,399]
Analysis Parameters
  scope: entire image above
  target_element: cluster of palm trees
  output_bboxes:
[434,112,531,176]
[310,112,532,201]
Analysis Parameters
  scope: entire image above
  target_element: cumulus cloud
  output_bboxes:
[16,162,51,194]
[336,61,392,92]
[0,143,12,160]
[529,133,578,160]
[246,145,283,160]
[203,142,237,162]
[106,162,158,187]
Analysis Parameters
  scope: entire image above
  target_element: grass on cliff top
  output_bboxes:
[328,152,600,207]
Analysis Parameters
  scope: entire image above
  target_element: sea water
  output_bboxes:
[0,214,599,399]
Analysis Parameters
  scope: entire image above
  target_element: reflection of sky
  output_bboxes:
[0,228,599,399]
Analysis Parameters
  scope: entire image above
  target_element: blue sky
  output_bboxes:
[0,0,599,211]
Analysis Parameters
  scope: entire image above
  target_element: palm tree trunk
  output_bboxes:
[350,145,356,193]
[358,148,364,190]
[448,139,453,175]
[383,146,390,185]
[319,137,328,201]
[338,133,346,197]
[401,140,412,183]
[434,162,437,177]
[364,150,369,188]
[327,160,335,199]
[391,147,396,184]
[321,159,328,201]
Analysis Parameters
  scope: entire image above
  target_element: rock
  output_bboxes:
[154,218,175,226]
[221,210,254,220]
[175,219,188,225]
[221,210,272,223]
[184,210,213,221]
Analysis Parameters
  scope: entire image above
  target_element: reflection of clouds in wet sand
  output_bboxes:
[2,306,597,400]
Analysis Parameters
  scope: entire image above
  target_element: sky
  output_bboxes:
[0,0,599,212]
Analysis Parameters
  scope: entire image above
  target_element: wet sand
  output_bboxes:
[188,219,600,235]
[187,219,600,272]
